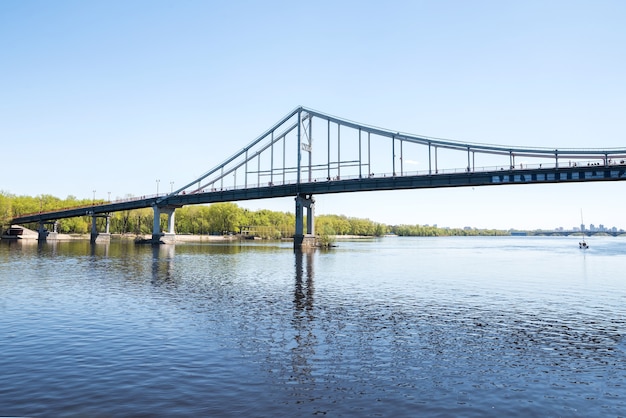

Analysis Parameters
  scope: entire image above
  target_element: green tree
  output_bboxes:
[206,203,243,234]
[317,223,336,247]
[0,191,14,230]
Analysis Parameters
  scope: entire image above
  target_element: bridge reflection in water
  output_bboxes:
[146,242,320,390]
[291,249,316,386]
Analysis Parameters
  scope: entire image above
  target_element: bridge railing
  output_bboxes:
[13,194,163,219]
[178,157,626,194]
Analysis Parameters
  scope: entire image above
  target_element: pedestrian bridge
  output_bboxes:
[11,106,626,247]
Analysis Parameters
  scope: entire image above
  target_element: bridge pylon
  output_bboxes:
[151,205,180,244]
[38,220,59,241]
[90,213,111,243]
[294,193,316,249]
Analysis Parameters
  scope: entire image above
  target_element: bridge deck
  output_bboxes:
[12,165,626,224]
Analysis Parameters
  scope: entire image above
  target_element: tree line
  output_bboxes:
[391,224,508,237]
[0,192,508,238]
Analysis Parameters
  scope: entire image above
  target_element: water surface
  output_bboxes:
[1,236,625,416]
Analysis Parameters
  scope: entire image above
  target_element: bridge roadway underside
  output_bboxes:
[164,166,626,206]
[11,166,626,233]
[12,197,160,225]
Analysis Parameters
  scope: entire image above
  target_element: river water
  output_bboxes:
[1,236,625,417]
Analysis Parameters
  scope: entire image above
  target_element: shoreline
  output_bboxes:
[3,232,623,242]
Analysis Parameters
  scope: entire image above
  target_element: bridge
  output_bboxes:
[10,106,626,247]
[514,230,625,237]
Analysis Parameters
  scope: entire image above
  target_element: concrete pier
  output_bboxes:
[152,205,179,244]
[294,234,317,248]
[38,221,59,241]
[90,214,111,243]
[294,193,316,249]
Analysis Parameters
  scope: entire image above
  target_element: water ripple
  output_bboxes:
[1,237,625,416]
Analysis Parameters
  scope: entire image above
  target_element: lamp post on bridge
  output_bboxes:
[92,190,96,205]
[156,179,160,196]
[170,181,174,193]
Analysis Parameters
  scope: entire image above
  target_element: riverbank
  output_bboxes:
[0,230,243,242]
[1,226,385,243]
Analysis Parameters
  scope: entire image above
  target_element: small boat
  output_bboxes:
[579,209,589,250]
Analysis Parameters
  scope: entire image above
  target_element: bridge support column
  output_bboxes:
[152,206,177,244]
[38,221,59,241]
[161,207,176,244]
[90,214,111,243]
[294,194,316,249]
[152,206,162,243]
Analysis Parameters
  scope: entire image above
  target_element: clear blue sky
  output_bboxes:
[2,1,625,230]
